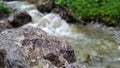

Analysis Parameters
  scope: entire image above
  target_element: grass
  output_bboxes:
[56,0,120,25]
[0,1,10,17]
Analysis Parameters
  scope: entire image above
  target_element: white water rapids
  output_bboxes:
[5,1,120,68]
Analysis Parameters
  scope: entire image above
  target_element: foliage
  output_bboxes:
[0,1,9,14]
[56,0,120,25]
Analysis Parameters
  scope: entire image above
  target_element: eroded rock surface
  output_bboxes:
[0,26,85,68]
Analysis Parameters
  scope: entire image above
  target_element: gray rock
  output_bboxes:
[0,26,85,68]
[0,39,29,68]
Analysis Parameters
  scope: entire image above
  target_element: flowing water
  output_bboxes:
[5,1,120,68]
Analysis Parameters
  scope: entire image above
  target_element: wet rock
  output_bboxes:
[8,11,32,27]
[37,0,55,13]
[0,11,31,32]
[0,26,85,68]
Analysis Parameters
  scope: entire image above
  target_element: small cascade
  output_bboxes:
[6,1,72,36]
[36,13,72,36]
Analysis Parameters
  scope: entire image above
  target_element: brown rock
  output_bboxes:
[0,11,31,32]
[8,11,32,27]
[37,0,55,13]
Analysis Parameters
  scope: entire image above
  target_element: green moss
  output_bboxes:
[56,0,120,25]
[0,1,10,14]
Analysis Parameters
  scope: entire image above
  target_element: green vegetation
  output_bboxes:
[0,1,9,15]
[56,0,120,25]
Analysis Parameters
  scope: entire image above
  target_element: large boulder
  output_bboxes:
[0,26,85,68]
